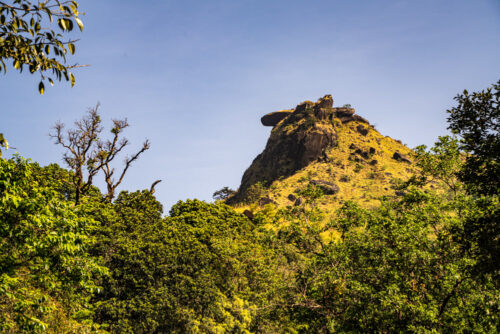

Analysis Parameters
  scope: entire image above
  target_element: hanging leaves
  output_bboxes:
[0,0,86,95]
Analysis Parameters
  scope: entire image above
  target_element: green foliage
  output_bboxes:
[296,183,324,203]
[0,156,105,332]
[414,135,463,194]
[0,0,84,94]
[446,81,500,276]
[455,195,500,277]
[338,174,350,182]
[447,79,500,196]
[93,197,280,333]
[1,83,499,332]
[275,190,499,333]
[243,181,267,204]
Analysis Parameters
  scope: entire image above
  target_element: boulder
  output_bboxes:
[261,110,293,127]
[356,124,369,136]
[316,94,333,108]
[243,210,254,220]
[294,101,315,113]
[288,194,296,202]
[393,152,412,163]
[354,148,370,159]
[258,197,275,207]
[369,159,378,166]
[310,179,340,195]
[294,197,304,206]
[334,107,355,117]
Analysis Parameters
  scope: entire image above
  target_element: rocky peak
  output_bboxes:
[260,95,363,127]
[231,94,371,202]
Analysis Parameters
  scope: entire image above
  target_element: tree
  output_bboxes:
[212,186,235,201]
[0,156,105,332]
[276,191,499,333]
[447,79,500,196]
[50,104,150,204]
[92,198,280,333]
[414,135,463,195]
[0,0,85,95]
[447,80,500,276]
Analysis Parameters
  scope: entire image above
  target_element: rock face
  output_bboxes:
[310,179,340,195]
[261,110,293,126]
[230,94,370,202]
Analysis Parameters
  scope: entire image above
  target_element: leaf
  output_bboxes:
[70,73,75,87]
[13,60,21,69]
[48,78,54,86]
[39,81,45,95]
[58,18,67,31]
[68,43,75,55]
[75,17,83,31]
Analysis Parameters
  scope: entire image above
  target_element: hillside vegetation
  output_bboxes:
[1,83,499,333]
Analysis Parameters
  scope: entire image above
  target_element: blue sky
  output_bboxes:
[1,0,499,210]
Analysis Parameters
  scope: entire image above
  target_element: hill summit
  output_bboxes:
[229,95,415,212]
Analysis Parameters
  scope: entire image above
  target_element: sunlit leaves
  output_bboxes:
[75,17,83,31]
[0,0,85,94]
[0,157,105,331]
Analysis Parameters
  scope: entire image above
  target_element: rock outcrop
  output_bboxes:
[261,110,293,126]
[231,94,372,202]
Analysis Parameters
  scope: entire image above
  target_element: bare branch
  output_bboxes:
[150,180,162,194]
[103,139,150,201]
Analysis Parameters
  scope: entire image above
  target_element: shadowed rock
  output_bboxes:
[294,197,304,206]
[261,110,293,127]
[258,197,275,207]
[340,114,370,124]
[393,152,412,163]
[334,107,355,117]
[243,210,254,220]
[316,94,333,108]
[310,179,340,195]
[356,124,368,136]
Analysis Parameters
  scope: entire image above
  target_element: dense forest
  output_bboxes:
[1,1,499,333]
[1,82,498,332]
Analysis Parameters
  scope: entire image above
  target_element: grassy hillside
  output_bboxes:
[229,95,418,218]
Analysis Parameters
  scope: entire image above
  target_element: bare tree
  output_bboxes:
[96,119,150,201]
[50,104,151,204]
[50,104,103,204]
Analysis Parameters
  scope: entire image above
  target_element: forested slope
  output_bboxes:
[1,84,499,333]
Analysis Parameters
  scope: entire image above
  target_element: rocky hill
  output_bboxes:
[228,94,416,216]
